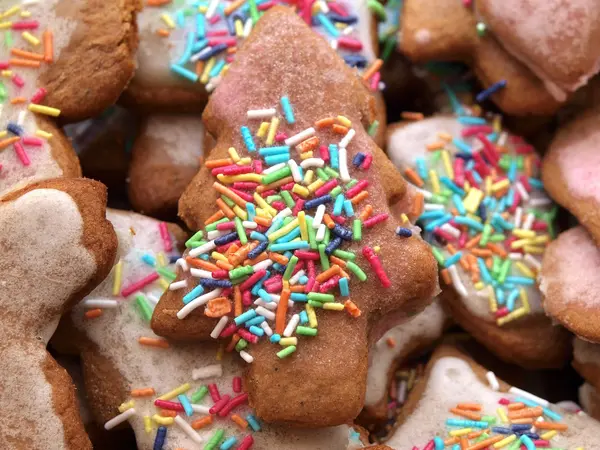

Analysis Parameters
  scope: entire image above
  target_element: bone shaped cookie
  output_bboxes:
[385,115,572,369]
[148,6,438,427]
[0,0,138,197]
[399,0,560,115]
[0,178,117,449]
[58,209,386,450]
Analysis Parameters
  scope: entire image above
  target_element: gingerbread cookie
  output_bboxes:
[56,208,385,449]
[572,338,600,395]
[580,383,600,422]
[386,114,572,368]
[0,178,117,449]
[384,344,599,449]
[0,1,139,196]
[150,6,438,427]
[399,0,560,115]
[127,114,205,219]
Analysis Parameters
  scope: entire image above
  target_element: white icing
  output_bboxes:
[0,0,79,196]
[386,356,600,448]
[72,210,364,450]
[365,300,445,406]
[144,115,204,166]
[0,188,96,450]
[573,337,600,367]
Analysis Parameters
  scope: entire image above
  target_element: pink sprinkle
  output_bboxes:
[238,328,259,344]
[319,275,340,293]
[300,0,314,24]
[361,153,373,170]
[508,191,521,214]
[13,142,30,166]
[314,179,338,197]
[209,394,231,414]
[499,398,511,405]
[212,269,229,279]
[221,288,232,297]
[209,15,221,25]
[206,30,228,37]
[369,71,380,91]
[220,323,239,338]
[0,62,9,70]
[216,221,236,231]
[212,164,253,176]
[363,213,389,228]
[519,175,531,192]
[531,221,548,231]
[495,307,509,318]
[158,222,173,251]
[264,274,282,287]
[306,260,316,278]
[532,440,550,447]
[292,199,305,216]
[208,37,237,47]
[462,0,472,6]
[294,250,320,260]
[226,56,235,64]
[217,241,240,253]
[22,137,43,146]
[331,215,345,225]
[345,179,368,198]
[319,144,330,162]
[253,160,262,174]
[433,228,456,243]
[237,435,254,450]
[121,272,160,297]
[232,182,259,190]
[208,384,221,402]
[12,20,39,30]
[461,125,493,137]
[233,376,242,393]
[516,144,534,154]
[362,246,391,288]
[242,289,252,306]
[304,276,316,293]
[239,270,267,291]
[280,182,295,192]
[11,74,24,88]
[260,189,277,198]
[274,132,287,142]
[453,157,465,186]
[30,87,47,104]
[423,440,435,450]
[464,171,479,188]
[154,399,184,411]
[258,0,276,10]
[271,201,286,210]
[328,2,347,16]
[229,187,253,202]
[312,280,320,293]
[218,393,249,416]
[337,37,362,51]
[458,232,468,248]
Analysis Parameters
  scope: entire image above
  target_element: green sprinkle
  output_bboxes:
[283,255,299,281]
[475,433,490,443]
[490,233,505,243]
[156,267,176,281]
[185,230,204,247]
[367,0,386,21]
[480,223,492,246]
[135,294,153,322]
[235,338,248,352]
[248,0,260,23]
[262,166,291,185]
[306,217,317,250]
[191,386,208,403]
[368,120,380,137]
[323,226,331,245]
[332,249,356,261]
[221,194,235,208]
[498,259,511,285]
[308,300,324,308]
[230,274,250,285]
[4,31,12,48]
[229,265,254,280]
[205,429,225,450]
[431,247,445,265]
[188,239,207,248]
[316,167,330,181]
[429,194,447,204]
[276,345,297,358]
[382,35,397,61]
[346,261,367,281]
[481,415,496,424]
[346,179,358,189]
[307,292,335,302]
[296,326,317,336]
[318,244,330,270]
[266,195,283,203]
[492,255,501,277]
[234,216,247,244]
[476,22,486,36]
[330,186,343,198]
[206,217,229,232]
[430,151,442,164]
[281,190,295,208]
[352,219,362,241]
[324,166,339,178]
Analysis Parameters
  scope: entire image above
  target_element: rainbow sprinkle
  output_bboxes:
[170,98,399,362]
[405,115,556,326]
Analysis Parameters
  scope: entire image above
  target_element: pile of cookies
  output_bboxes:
[2,0,600,449]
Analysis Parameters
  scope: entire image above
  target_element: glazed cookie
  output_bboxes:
[386,115,572,368]
[0,178,117,449]
[542,108,600,246]
[57,209,385,449]
[572,338,600,395]
[362,299,448,422]
[399,0,560,115]
[128,114,206,219]
[0,0,138,196]
[152,6,438,427]
[384,345,599,449]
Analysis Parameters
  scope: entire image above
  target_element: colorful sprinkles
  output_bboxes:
[170,97,400,362]
[148,0,383,92]
[406,114,556,326]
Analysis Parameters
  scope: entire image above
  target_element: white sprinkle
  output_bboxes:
[288,159,302,182]
[254,299,277,310]
[177,289,222,319]
[440,223,461,239]
[522,213,535,231]
[260,321,273,336]
[247,108,277,119]
[205,76,220,93]
[300,157,325,169]
[313,204,326,229]
[397,380,407,404]
[343,25,354,35]
[205,0,220,18]
[414,187,433,200]
[169,280,188,291]
[252,258,273,272]
[146,294,160,306]
[283,314,300,337]
[262,162,286,174]
[242,221,257,229]
[508,252,523,260]
[210,316,229,339]
[192,404,211,414]
[255,306,276,320]
[189,240,216,258]
[82,299,119,309]
[273,207,292,222]
[318,0,329,13]
[190,268,213,279]
[242,18,253,37]
[269,293,281,303]
[289,269,305,285]
[17,110,25,126]
[316,224,326,242]
[339,147,350,182]
[285,127,315,146]
[339,128,355,148]
[240,350,254,363]
[192,364,222,380]
[424,203,445,211]
[529,197,552,207]
[191,46,213,63]
[524,254,541,271]
[175,258,189,272]
[207,230,224,240]
[330,39,338,50]
[514,207,523,228]
[105,408,136,430]
[486,371,500,391]
[498,131,508,147]
[508,387,549,407]
[515,182,529,202]
[448,265,468,297]
[174,416,204,444]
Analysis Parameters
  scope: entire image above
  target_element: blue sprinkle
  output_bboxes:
[506,288,520,311]
[177,31,196,65]
[196,43,228,61]
[281,96,295,124]
[177,394,194,417]
[520,434,536,450]
[209,59,226,78]
[305,194,332,209]
[192,38,208,53]
[452,138,472,153]
[496,288,505,305]
[251,271,270,295]
[416,157,428,180]
[153,426,167,450]
[257,289,272,302]
[444,251,462,268]
[328,12,358,24]
[259,146,291,156]
[241,126,256,152]
[200,278,232,289]
[452,194,466,215]
[183,285,205,304]
[434,436,444,450]
[248,240,268,259]
[424,214,453,232]
[170,64,198,82]
[511,424,532,432]
[508,159,518,182]
[249,325,265,336]
[440,176,465,196]
[175,10,185,28]
[329,144,339,169]
[275,227,301,244]
[249,231,267,242]
[418,210,445,221]
[477,258,493,284]
[316,13,340,37]
[332,224,353,241]
[246,414,261,431]
[220,436,238,450]
[270,334,281,343]
[333,193,345,216]
[7,122,23,136]
[234,309,257,325]
[491,427,512,434]
[528,178,544,189]
[298,275,309,285]
[196,13,205,38]
[343,200,354,217]
[476,79,507,103]
[246,203,256,221]
[291,293,308,302]
[395,227,413,238]
[446,419,488,429]
[265,153,290,165]
[352,152,366,167]
[214,232,239,246]
[343,54,367,68]
[142,253,156,267]
[458,116,487,125]
[269,241,310,252]
[339,277,349,296]
[245,316,265,327]
[453,216,483,231]
[505,276,535,286]
[266,217,284,236]
[325,236,342,255]
[299,310,309,324]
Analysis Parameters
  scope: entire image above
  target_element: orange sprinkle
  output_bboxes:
[467,430,486,439]
[289,285,305,293]
[231,414,248,430]
[226,244,239,257]
[465,234,482,249]
[195,60,205,77]
[315,117,335,128]
[147,0,172,5]
[332,124,348,134]
[329,255,347,268]
[350,190,369,205]
[456,403,482,411]
[362,58,383,81]
[233,286,243,317]
[323,214,336,229]
[511,418,534,424]
[43,30,53,63]
[524,154,533,178]
[205,158,233,169]
[404,168,424,187]
[507,402,525,411]
[186,257,219,272]
[227,47,237,54]
[459,256,470,271]
[204,209,225,225]
[205,297,232,318]
[460,437,469,450]
[507,406,543,420]
[256,176,294,193]
[10,97,26,104]
[131,388,156,397]
[161,410,177,417]
[446,244,457,254]
[254,216,271,227]
[0,136,21,150]
[444,437,460,446]
[316,265,340,283]
[224,0,246,15]
[401,111,425,121]
[191,415,213,430]
[138,337,170,349]
[486,243,507,258]
[243,252,268,266]
[296,136,320,153]
[534,421,568,431]
[268,252,289,265]
[216,260,234,271]
[344,299,361,318]
[9,58,40,68]
[466,436,503,450]
[229,242,254,266]
[339,268,351,279]
[359,204,373,221]
[213,182,247,208]
[216,198,236,219]
[157,28,170,37]
[409,192,424,219]
[275,288,290,335]
[226,334,240,352]
[427,141,445,151]
[450,407,481,421]
[471,248,492,258]
[386,337,396,348]
[10,48,44,61]
[440,268,451,285]
[85,309,102,319]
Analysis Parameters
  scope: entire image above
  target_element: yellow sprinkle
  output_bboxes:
[237,157,252,165]
[337,115,352,127]
[303,169,314,185]
[298,211,308,241]
[374,246,381,252]
[429,169,440,194]
[491,179,510,192]
[211,252,228,262]
[463,188,483,214]
[520,288,530,313]
[200,57,215,84]
[0,130,6,138]
[323,302,345,311]
[228,147,240,162]
[233,205,248,220]
[473,281,484,291]
[216,173,263,184]
[256,121,269,138]
[144,416,152,433]
[157,383,191,401]
[198,5,208,13]
[159,278,170,290]
[515,262,535,278]
[464,180,471,193]
[493,434,516,448]
[221,65,229,78]
[510,238,530,250]
[152,414,174,426]
[216,343,224,361]
[28,104,61,117]
[441,150,453,179]
[112,260,123,296]
[438,132,452,141]
[512,229,536,239]
[266,116,279,146]
[497,407,509,423]
[497,307,528,326]
[35,129,53,139]
[234,18,244,37]
[254,193,278,217]
[20,10,31,18]
[268,218,299,242]
[2,5,20,18]
[400,213,409,224]
[307,178,325,193]
[449,428,472,437]
[299,150,314,160]
[540,431,557,440]
[488,286,497,313]
[493,115,502,133]
[485,176,492,196]
[0,22,12,29]
[279,337,298,346]
[524,245,545,255]
[255,208,270,218]
[157,252,167,267]
[306,303,318,327]
[22,31,39,46]
[161,13,176,29]
[532,235,550,245]
[292,184,310,198]
[118,400,135,413]
[1,70,12,77]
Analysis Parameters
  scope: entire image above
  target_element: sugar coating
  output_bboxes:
[365,300,445,406]
[144,115,204,166]
[386,356,600,448]
[0,0,79,196]
[72,210,365,450]
[480,0,600,100]
[0,188,95,450]
[573,337,600,367]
